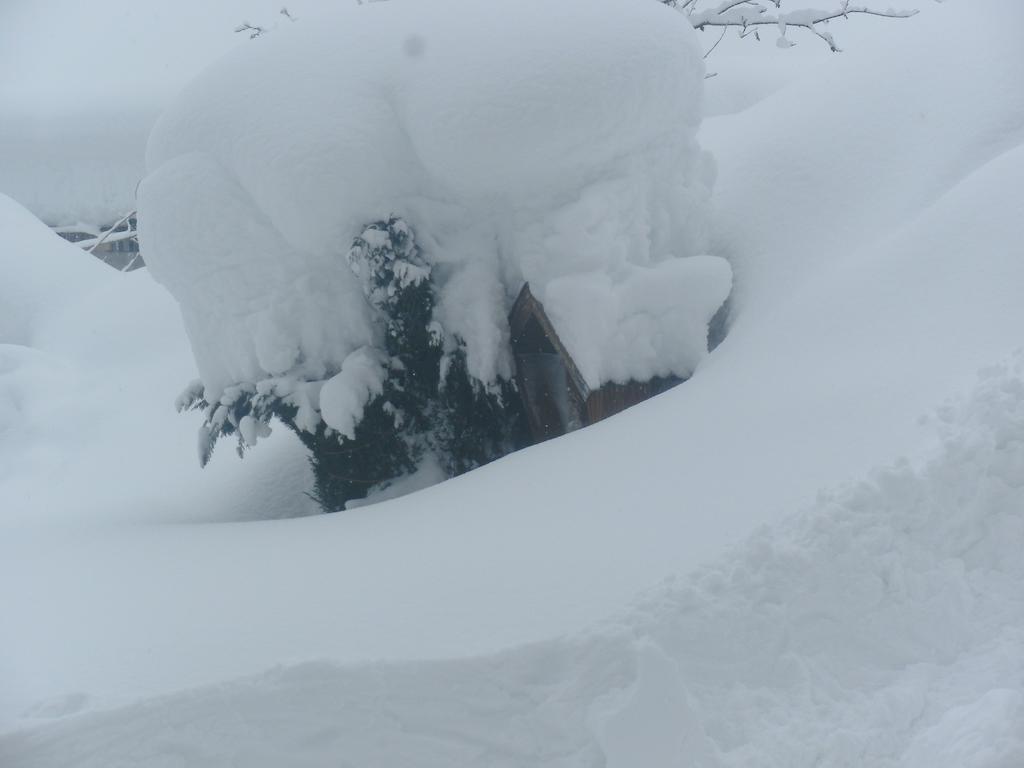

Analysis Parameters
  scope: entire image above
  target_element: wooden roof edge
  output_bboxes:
[508,282,591,399]
[508,282,536,324]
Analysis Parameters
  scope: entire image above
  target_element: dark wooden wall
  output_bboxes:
[584,376,682,425]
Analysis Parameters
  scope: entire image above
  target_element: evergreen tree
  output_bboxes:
[346,217,526,496]
[181,216,525,512]
[434,348,522,477]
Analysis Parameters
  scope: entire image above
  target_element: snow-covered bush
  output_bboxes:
[140,0,733,509]
[347,219,523,477]
[181,217,523,510]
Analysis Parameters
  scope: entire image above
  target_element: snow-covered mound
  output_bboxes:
[0,192,314,524]
[139,0,728,401]
[0,195,106,347]
[5,356,1023,767]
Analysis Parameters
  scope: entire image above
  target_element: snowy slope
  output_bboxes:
[0,192,316,525]
[1,0,1023,765]
[5,355,1024,766]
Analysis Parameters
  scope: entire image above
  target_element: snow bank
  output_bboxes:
[0,193,314,525]
[0,195,106,346]
[6,355,1023,767]
[139,0,726,401]
[701,0,1024,315]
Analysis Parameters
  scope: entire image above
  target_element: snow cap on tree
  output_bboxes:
[139,0,720,402]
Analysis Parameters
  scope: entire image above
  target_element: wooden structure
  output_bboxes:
[508,284,681,443]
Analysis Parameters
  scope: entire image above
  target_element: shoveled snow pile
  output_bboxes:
[5,355,1023,768]
[139,0,730,409]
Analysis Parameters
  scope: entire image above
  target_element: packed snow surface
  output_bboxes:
[2,0,1023,766]
[140,0,727,400]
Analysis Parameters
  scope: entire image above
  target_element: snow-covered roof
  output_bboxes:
[139,0,730,402]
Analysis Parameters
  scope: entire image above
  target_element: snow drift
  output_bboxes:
[5,354,1024,767]
[139,0,730,408]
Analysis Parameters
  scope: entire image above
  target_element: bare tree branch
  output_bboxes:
[234,22,267,39]
[87,210,137,255]
[703,26,729,58]
[663,0,918,52]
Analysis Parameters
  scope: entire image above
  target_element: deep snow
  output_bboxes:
[5,354,1024,766]
[0,192,317,525]
[1,0,1022,765]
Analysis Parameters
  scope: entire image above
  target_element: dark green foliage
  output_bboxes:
[348,217,443,445]
[297,398,415,512]
[435,348,525,477]
[343,217,526,506]
[177,380,297,469]
[182,216,526,513]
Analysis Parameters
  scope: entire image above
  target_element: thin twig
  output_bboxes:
[88,210,137,254]
[703,26,729,58]
[663,1,918,52]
